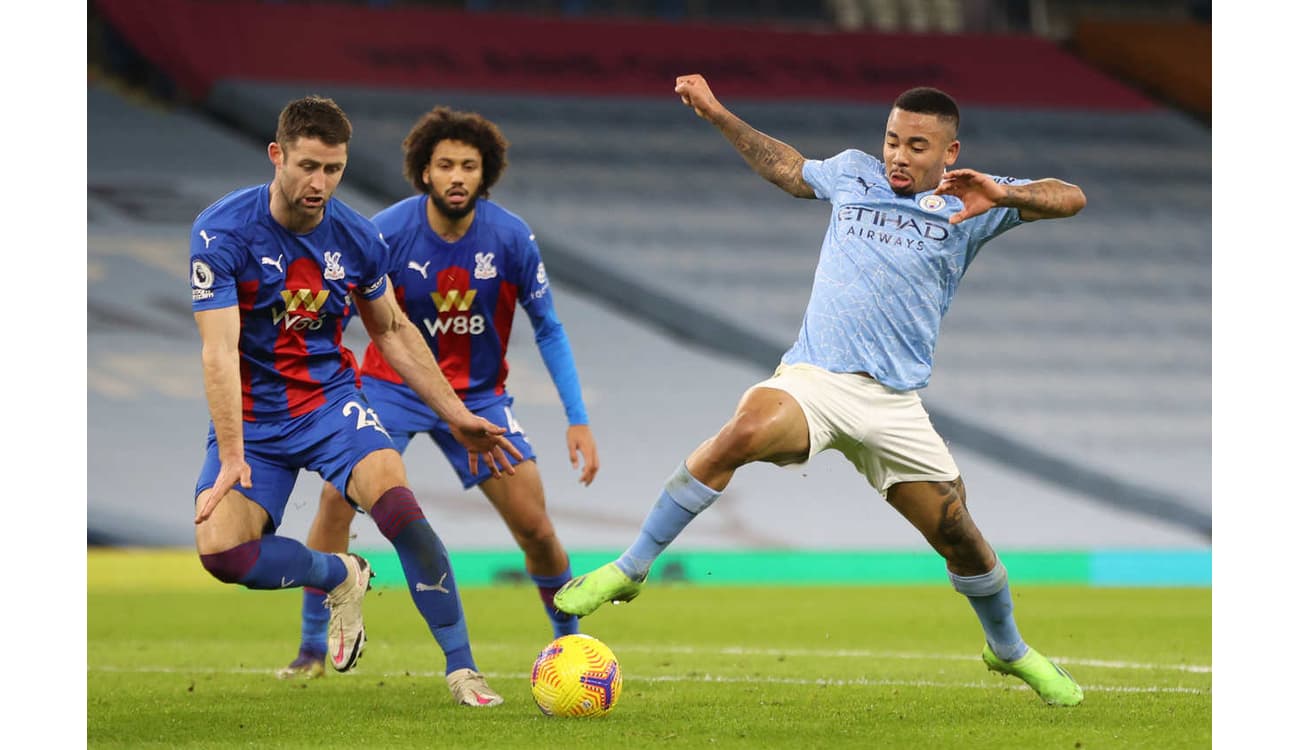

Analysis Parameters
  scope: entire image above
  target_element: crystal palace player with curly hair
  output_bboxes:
[190,96,523,704]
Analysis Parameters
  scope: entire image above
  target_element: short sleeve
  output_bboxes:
[959,175,1032,263]
[802,149,874,201]
[356,228,391,301]
[514,225,555,317]
[189,225,244,311]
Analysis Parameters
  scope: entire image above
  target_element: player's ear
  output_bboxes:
[268,141,283,168]
[945,139,960,167]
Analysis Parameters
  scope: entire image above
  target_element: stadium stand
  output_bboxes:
[88,2,1210,557]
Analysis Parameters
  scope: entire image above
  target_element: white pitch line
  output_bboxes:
[645,673,1208,695]
[86,666,1209,695]
[599,643,1212,674]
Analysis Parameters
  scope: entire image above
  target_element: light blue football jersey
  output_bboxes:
[783,149,1028,391]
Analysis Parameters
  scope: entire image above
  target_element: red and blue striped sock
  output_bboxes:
[531,569,580,637]
[199,536,346,591]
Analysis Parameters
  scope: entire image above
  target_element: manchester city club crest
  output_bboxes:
[919,194,947,212]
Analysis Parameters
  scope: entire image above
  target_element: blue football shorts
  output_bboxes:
[360,375,536,489]
[193,387,397,529]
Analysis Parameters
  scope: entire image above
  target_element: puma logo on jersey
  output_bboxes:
[261,254,284,273]
[408,260,432,279]
[199,230,217,249]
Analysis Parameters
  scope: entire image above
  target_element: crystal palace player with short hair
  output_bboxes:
[276,107,599,706]
[555,75,1089,707]
[190,96,522,705]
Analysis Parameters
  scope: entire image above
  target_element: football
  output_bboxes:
[530,634,623,717]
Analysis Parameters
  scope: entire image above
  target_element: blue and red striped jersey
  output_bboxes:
[189,184,390,421]
[359,196,554,407]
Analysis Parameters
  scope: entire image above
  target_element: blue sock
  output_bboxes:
[371,487,476,674]
[200,536,346,591]
[616,463,721,581]
[950,560,1029,662]
[299,588,328,657]
[531,569,580,637]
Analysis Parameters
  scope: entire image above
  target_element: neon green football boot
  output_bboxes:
[982,644,1084,707]
[553,562,642,617]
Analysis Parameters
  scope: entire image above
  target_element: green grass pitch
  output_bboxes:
[88,550,1210,749]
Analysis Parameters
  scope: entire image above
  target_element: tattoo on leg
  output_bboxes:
[935,478,968,543]
[935,478,993,572]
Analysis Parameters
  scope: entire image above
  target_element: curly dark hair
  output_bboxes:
[402,107,509,197]
[276,95,352,147]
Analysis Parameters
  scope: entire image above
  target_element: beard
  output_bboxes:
[271,181,327,231]
[430,191,479,219]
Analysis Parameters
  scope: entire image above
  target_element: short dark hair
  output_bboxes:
[275,95,352,147]
[402,107,509,197]
[893,87,960,135]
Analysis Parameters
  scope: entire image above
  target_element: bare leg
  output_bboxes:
[885,478,996,577]
[887,479,1083,706]
[194,489,269,557]
[479,460,568,575]
[554,386,815,615]
[306,482,357,554]
[479,460,577,635]
[618,386,812,579]
[685,386,813,490]
[887,478,1034,664]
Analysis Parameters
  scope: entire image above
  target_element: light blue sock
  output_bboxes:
[950,560,1029,662]
[615,463,721,581]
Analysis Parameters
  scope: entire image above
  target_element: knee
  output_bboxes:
[198,539,260,584]
[512,515,558,550]
[317,494,357,535]
[709,415,769,467]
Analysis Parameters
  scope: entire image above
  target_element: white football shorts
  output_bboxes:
[747,362,960,495]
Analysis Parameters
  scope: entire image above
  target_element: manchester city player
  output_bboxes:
[555,74,1088,707]
[190,96,522,704]
[276,108,599,707]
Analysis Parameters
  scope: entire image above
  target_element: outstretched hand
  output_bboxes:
[451,416,524,478]
[195,458,252,524]
[566,424,600,486]
[934,168,1007,225]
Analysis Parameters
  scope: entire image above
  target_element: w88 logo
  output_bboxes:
[421,314,486,337]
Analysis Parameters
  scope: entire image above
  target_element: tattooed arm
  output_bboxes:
[1000,178,1088,221]
[674,74,816,199]
[935,169,1087,224]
